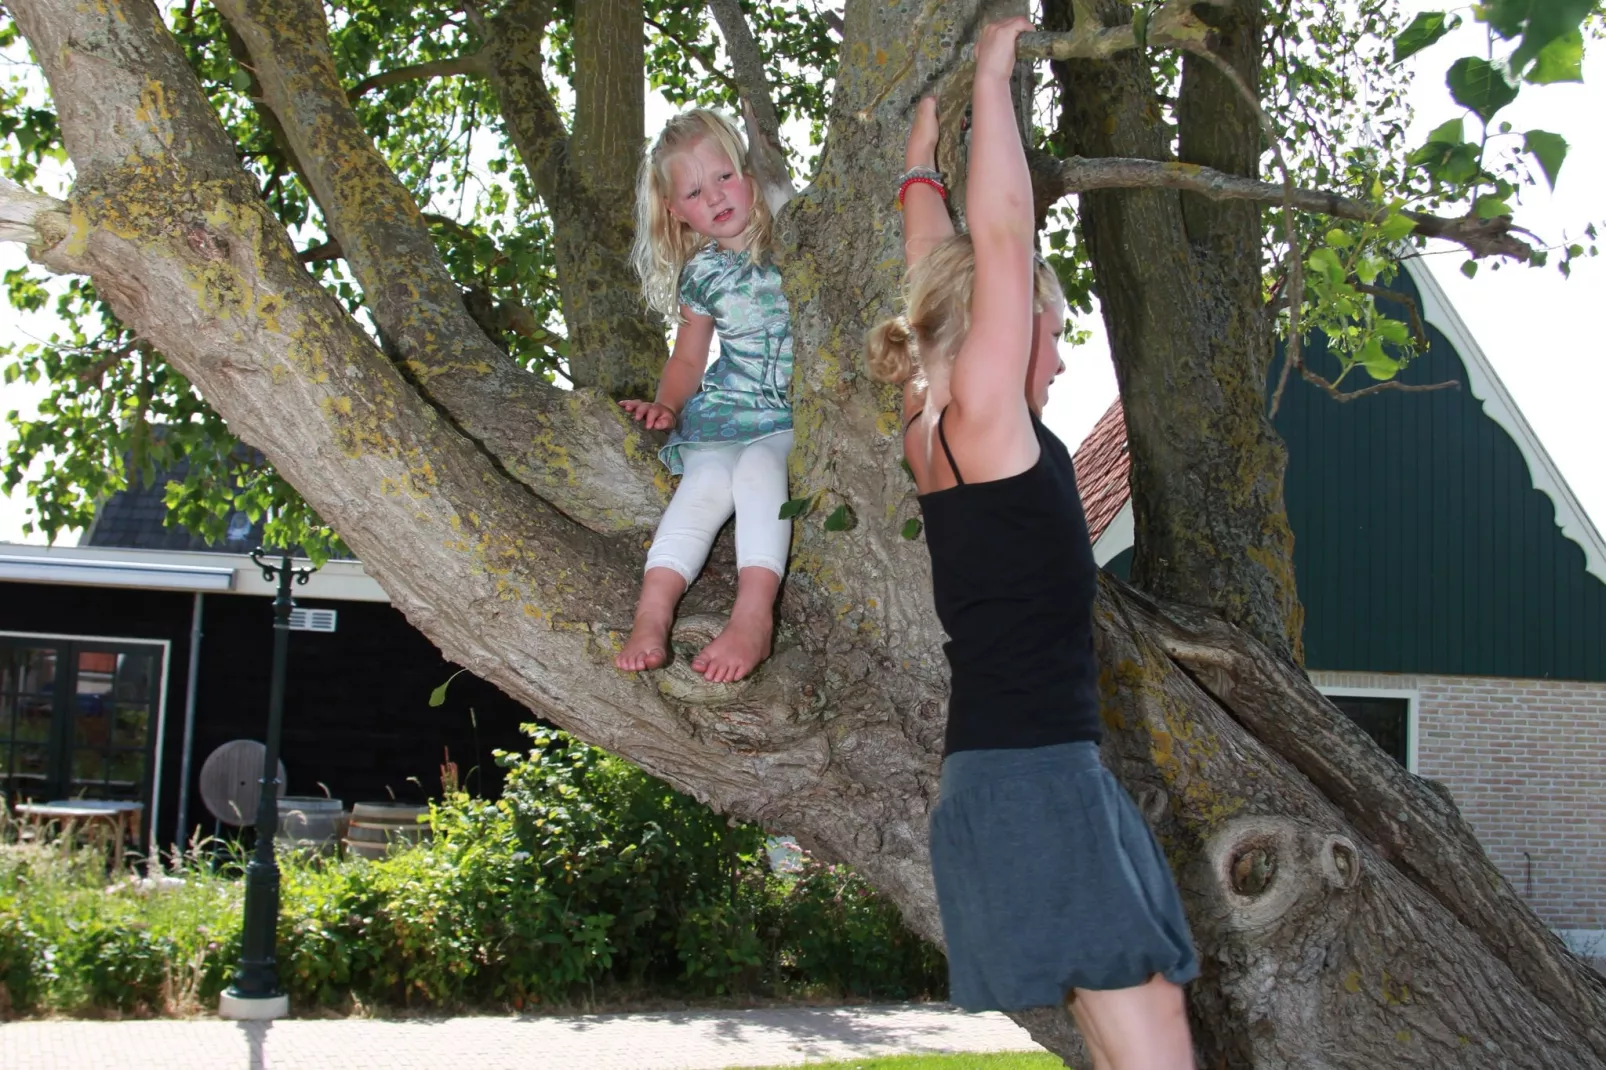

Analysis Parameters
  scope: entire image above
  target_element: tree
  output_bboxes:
[3,0,1604,1064]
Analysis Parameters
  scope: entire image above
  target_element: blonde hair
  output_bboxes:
[632,109,776,318]
[865,235,1063,390]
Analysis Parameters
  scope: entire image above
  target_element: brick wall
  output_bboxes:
[1313,670,1606,932]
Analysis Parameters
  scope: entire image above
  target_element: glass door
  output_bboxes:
[0,638,162,803]
[0,644,59,799]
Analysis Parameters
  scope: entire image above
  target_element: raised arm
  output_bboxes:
[946,17,1039,477]
[902,96,954,269]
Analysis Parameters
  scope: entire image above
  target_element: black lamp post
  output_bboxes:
[219,548,316,1021]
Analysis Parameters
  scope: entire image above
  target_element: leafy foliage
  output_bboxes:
[0,726,942,1015]
[0,0,1599,540]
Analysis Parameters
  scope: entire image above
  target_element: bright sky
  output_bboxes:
[2,6,1603,551]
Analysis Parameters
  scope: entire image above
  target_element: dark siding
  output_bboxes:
[1271,269,1606,681]
[0,580,533,847]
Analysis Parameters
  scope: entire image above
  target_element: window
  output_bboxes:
[0,637,164,802]
[1326,694,1411,768]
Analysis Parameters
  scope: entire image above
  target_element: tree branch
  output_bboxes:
[0,176,70,250]
[483,0,573,205]
[215,0,667,532]
[1028,153,1539,262]
[346,52,490,101]
[1012,0,1231,61]
[1296,365,1460,403]
[707,0,794,213]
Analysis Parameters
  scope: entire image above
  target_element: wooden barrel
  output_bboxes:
[275,796,345,854]
[342,802,431,860]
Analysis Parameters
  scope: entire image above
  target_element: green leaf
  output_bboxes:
[1447,57,1518,124]
[1306,247,1346,284]
[1378,212,1419,243]
[898,457,913,479]
[1376,318,1411,346]
[1408,138,1482,185]
[1132,3,1150,48]
[1461,260,1479,279]
[1358,339,1400,381]
[230,69,253,94]
[1526,30,1584,84]
[1325,229,1356,249]
[1393,11,1458,63]
[1422,117,1466,147]
[823,503,855,532]
[428,669,467,708]
[1473,195,1512,219]
[1480,0,1529,40]
[900,517,923,540]
[778,496,813,520]
[1524,129,1569,190]
[1509,0,1595,77]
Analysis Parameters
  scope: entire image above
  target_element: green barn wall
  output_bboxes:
[1098,268,1606,682]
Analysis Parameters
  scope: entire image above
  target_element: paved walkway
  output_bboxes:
[0,1004,1045,1069]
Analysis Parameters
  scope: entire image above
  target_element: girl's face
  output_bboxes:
[1027,299,1068,414]
[664,137,755,250]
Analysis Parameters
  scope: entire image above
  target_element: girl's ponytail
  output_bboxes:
[864,315,918,385]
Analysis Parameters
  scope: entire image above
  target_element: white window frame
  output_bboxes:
[1316,685,1420,773]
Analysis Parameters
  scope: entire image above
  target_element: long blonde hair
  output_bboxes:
[632,109,775,318]
[865,234,1063,392]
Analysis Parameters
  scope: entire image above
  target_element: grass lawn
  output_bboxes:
[734,1054,1067,1069]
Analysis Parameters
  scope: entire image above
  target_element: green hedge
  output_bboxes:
[0,726,944,1016]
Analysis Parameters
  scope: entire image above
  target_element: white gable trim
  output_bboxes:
[1402,259,1606,583]
[1088,265,1606,584]
[1092,499,1134,565]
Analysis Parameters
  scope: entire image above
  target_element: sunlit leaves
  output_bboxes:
[1500,0,1598,80]
[1527,31,1585,85]
[1296,205,1422,387]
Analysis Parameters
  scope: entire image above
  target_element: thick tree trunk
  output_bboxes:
[5,0,1603,1066]
[1046,0,1304,663]
[482,0,665,399]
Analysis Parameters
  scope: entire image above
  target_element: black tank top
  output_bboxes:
[917,411,1103,756]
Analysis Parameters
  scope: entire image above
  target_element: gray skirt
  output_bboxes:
[930,740,1199,1011]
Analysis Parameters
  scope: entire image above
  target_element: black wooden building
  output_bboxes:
[0,476,533,854]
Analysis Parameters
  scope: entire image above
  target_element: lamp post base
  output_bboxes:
[218,990,290,1021]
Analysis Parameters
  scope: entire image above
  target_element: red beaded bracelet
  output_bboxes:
[897,175,948,209]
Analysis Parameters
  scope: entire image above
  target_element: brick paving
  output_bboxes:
[0,1003,1045,1069]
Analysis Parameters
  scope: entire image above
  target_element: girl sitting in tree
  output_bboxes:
[616,109,793,684]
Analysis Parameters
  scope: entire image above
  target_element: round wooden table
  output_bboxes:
[14,801,144,869]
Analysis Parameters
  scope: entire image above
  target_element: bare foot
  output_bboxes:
[615,619,670,671]
[692,611,774,682]
[615,567,686,672]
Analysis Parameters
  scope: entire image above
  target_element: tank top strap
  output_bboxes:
[936,408,966,485]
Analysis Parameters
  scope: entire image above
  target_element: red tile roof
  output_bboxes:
[1071,400,1132,542]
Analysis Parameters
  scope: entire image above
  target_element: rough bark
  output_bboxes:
[482,0,664,399]
[1047,0,1305,663]
[6,0,1604,1066]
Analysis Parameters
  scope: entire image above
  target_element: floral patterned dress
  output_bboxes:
[660,245,793,475]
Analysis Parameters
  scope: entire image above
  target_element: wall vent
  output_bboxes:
[288,608,338,633]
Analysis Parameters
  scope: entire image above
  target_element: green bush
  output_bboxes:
[766,859,947,1000]
[0,893,47,1016]
[0,725,945,1015]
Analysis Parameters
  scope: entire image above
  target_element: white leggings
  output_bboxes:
[646,430,794,583]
